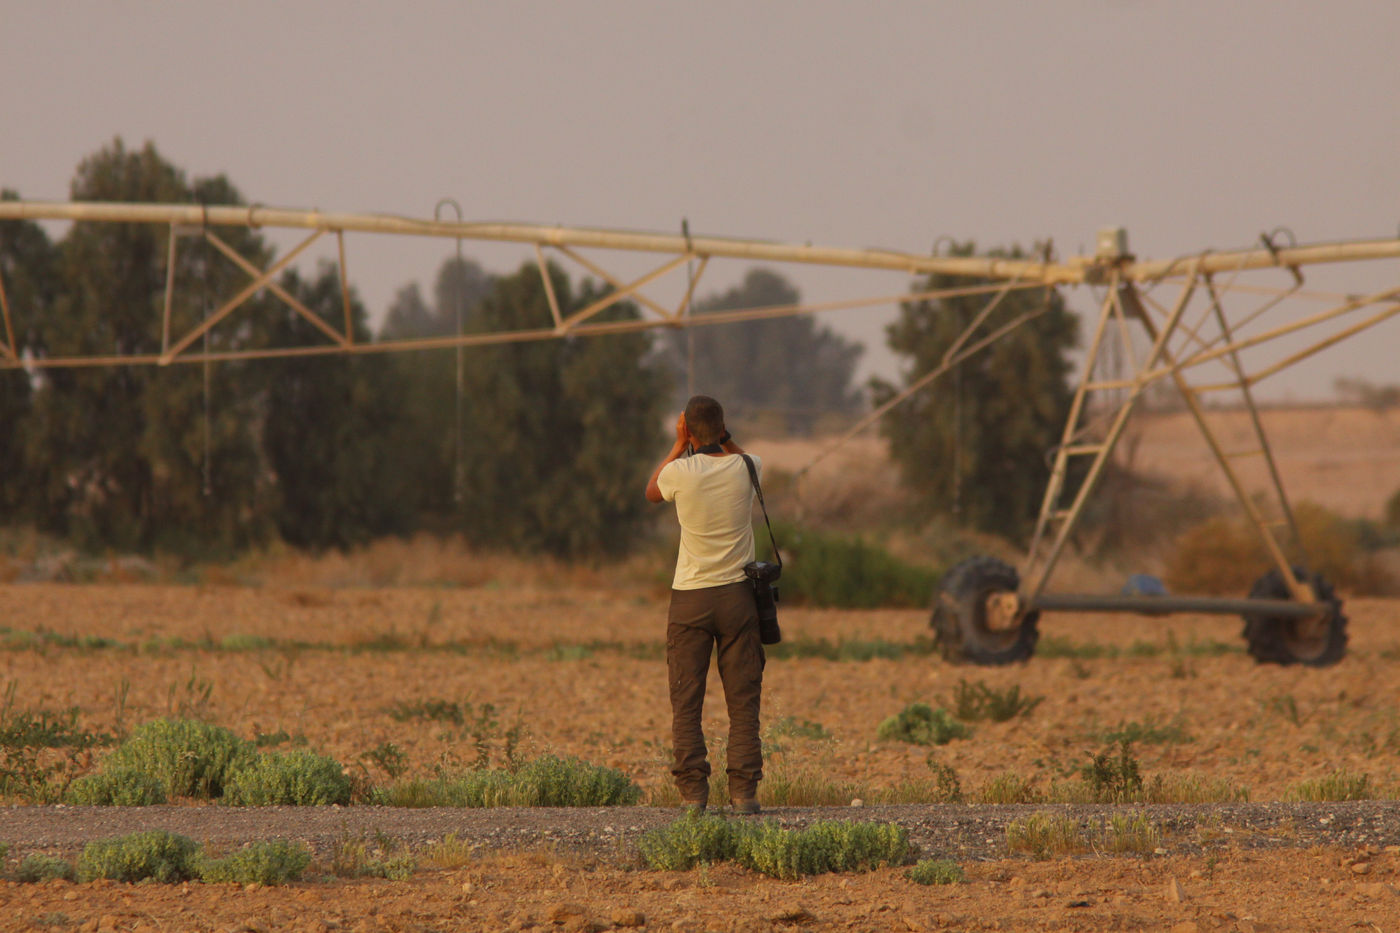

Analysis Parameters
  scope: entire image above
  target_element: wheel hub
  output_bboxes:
[983,592,1023,632]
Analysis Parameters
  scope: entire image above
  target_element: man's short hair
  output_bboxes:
[684,395,725,445]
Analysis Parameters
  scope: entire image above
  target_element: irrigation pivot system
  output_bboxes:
[3,200,1399,666]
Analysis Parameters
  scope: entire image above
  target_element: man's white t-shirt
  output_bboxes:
[657,453,759,590]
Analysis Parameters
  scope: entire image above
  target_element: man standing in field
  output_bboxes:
[645,395,764,814]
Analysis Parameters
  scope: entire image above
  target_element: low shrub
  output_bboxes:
[1005,813,1089,859]
[949,680,1043,723]
[77,830,199,883]
[739,820,915,880]
[382,755,638,808]
[906,858,963,885]
[330,832,417,880]
[1080,741,1144,803]
[17,854,76,883]
[637,815,916,879]
[876,704,970,746]
[102,719,253,799]
[223,749,352,806]
[1287,770,1372,802]
[1143,772,1249,804]
[1102,811,1161,854]
[978,772,1042,805]
[1166,501,1395,595]
[66,767,167,806]
[196,840,311,885]
[757,524,938,609]
[637,813,744,871]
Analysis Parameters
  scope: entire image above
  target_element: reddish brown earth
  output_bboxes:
[1,583,1399,930]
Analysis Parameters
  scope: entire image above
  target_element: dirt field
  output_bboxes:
[2,582,1400,931]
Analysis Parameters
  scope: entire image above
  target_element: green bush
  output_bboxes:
[757,524,938,609]
[330,832,417,880]
[381,755,638,808]
[906,858,963,885]
[638,815,916,879]
[876,704,970,746]
[508,755,640,806]
[637,813,745,870]
[17,854,76,883]
[949,680,1043,723]
[77,830,199,883]
[1080,740,1145,803]
[102,719,253,799]
[197,840,311,885]
[223,749,352,806]
[66,767,167,806]
[737,820,915,880]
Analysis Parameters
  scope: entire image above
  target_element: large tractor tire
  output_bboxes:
[1241,567,1347,667]
[931,555,1039,665]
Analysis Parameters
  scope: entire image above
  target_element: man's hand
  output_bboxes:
[646,412,692,503]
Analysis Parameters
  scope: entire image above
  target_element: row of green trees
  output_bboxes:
[1,138,1078,558]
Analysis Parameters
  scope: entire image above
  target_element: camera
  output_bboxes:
[744,560,782,645]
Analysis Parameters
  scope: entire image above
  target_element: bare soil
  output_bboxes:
[2,582,1400,931]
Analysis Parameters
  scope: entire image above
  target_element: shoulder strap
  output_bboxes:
[740,454,781,569]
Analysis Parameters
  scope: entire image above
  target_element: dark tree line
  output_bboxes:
[2,138,1078,559]
[0,139,670,558]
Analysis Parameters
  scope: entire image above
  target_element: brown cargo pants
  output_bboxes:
[667,581,765,804]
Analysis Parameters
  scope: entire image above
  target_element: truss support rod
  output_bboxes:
[0,263,15,361]
[534,245,563,328]
[160,230,324,364]
[1025,276,1120,575]
[1031,593,1326,619]
[793,300,1048,484]
[1138,314,1309,602]
[555,253,691,331]
[203,231,348,349]
[675,255,709,320]
[554,244,677,321]
[1203,274,1301,551]
[336,231,354,345]
[1024,261,1203,601]
[161,223,178,354]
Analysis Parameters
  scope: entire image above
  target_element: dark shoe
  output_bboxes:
[731,799,761,815]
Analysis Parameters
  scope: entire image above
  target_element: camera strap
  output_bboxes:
[740,454,782,571]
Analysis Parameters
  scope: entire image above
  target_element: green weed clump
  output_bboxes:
[66,767,167,806]
[0,688,117,802]
[331,832,417,880]
[1080,741,1144,803]
[1005,813,1089,859]
[1287,770,1373,802]
[757,524,938,609]
[382,755,639,808]
[17,854,77,883]
[978,772,1043,805]
[1102,812,1161,854]
[876,703,970,746]
[1086,717,1190,746]
[1142,773,1249,804]
[637,815,916,879]
[196,840,312,885]
[77,830,199,883]
[102,719,252,799]
[949,680,1043,723]
[222,749,352,806]
[906,858,963,885]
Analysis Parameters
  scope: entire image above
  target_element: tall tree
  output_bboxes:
[0,190,57,522]
[872,243,1078,539]
[262,264,415,550]
[25,139,274,552]
[671,268,863,434]
[457,262,668,557]
[377,255,496,520]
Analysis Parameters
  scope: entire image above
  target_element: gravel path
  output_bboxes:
[4,801,1398,861]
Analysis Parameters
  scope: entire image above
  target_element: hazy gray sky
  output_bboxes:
[3,0,1397,398]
